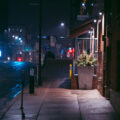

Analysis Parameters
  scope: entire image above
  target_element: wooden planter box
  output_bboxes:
[78,66,94,89]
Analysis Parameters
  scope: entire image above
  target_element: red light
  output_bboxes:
[68,49,72,54]
[17,57,23,62]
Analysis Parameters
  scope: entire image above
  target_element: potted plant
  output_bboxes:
[75,51,97,89]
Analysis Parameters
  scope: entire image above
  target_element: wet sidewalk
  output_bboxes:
[0,86,118,120]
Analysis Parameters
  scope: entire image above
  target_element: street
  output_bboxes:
[0,61,35,110]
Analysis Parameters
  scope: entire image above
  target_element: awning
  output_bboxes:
[70,19,95,39]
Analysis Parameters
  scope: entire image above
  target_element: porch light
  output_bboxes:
[94,19,97,23]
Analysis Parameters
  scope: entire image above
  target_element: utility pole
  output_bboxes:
[38,0,42,86]
[28,1,41,85]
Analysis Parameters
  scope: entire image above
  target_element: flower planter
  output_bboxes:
[78,66,94,89]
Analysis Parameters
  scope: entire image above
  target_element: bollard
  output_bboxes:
[29,68,35,94]
[69,64,72,79]
[20,70,25,119]
[20,70,24,109]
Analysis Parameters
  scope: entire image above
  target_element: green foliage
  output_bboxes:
[76,51,97,67]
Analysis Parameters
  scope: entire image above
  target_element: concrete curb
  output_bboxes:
[0,93,20,119]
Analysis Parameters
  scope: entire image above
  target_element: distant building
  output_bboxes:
[0,0,8,33]
[3,25,38,62]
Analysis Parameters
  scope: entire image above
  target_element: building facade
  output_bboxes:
[104,0,120,116]
[70,0,120,115]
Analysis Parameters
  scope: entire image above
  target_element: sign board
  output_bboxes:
[30,68,34,76]
[36,42,39,51]
[50,36,56,47]
[77,15,90,21]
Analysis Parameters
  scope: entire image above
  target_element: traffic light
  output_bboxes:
[68,47,73,54]
[67,47,75,58]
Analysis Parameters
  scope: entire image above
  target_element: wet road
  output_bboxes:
[0,61,35,110]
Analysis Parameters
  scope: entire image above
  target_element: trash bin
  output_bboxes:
[29,68,34,94]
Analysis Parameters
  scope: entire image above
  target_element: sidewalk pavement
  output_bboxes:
[0,87,119,120]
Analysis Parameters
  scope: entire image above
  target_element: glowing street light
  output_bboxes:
[88,30,91,34]
[88,30,93,34]
[20,51,22,54]
[99,12,102,16]
[7,57,10,61]
[15,36,18,40]
[60,22,65,27]
[18,37,22,41]
[82,3,85,7]
[91,3,94,6]
[94,19,97,23]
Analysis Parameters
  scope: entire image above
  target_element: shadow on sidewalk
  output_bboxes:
[59,79,71,89]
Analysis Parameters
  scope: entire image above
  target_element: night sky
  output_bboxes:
[8,0,40,34]
[42,0,70,37]
[8,0,71,37]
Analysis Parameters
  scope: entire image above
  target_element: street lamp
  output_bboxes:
[7,57,10,61]
[18,37,22,41]
[99,12,102,16]
[82,3,85,7]
[94,19,97,23]
[60,22,65,27]
[20,51,22,55]
[15,36,18,40]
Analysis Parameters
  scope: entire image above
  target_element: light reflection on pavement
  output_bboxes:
[0,61,36,110]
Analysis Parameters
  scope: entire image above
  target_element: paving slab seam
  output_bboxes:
[35,101,45,120]
[76,94,83,120]
[35,86,52,120]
